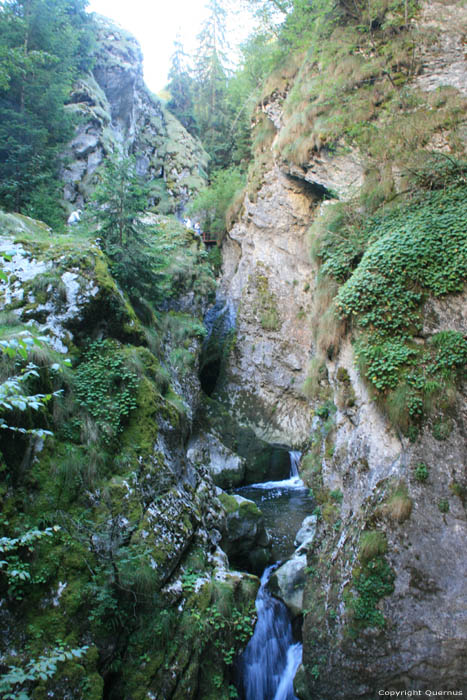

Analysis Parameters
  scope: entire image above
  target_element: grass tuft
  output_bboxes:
[359,530,387,565]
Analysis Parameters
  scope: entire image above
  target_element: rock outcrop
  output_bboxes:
[219,166,317,446]
[61,16,208,213]
[0,213,258,699]
[217,1,467,696]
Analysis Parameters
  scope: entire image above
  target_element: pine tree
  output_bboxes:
[91,154,149,250]
[0,0,93,227]
[193,0,232,169]
[90,154,169,305]
[166,35,198,136]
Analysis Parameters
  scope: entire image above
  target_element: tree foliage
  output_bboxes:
[0,330,62,437]
[193,0,232,169]
[0,0,94,227]
[167,35,198,136]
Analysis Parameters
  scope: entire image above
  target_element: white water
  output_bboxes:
[238,451,304,699]
[239,565,302,700]
[246,450,305,491]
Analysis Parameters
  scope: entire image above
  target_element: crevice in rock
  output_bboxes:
[284,171,335,200]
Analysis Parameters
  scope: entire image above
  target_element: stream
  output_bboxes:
[237,451,313,700]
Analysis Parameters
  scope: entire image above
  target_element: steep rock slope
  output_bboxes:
[0,212,259,700]
[219,1,467,696]
[220,167,317,446]
[61,16,208,213]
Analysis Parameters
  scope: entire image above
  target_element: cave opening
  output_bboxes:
[199,357,222,396]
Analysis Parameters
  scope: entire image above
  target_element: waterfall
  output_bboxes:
[239,566,302,700]
[289,451,301,478]
[203,294,236,339]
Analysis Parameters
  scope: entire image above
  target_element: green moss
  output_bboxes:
[120,375,162,458]
[248,267,282,332]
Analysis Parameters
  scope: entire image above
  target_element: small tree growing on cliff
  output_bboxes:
[91,154,149,249]
[90,154,171,305]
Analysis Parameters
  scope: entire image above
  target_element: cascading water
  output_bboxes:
[200,294,236,395]
[289,451,301,479]
[238,566,302,700]
[237,451,308,699]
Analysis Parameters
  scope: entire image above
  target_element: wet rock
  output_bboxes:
[218,492,272,574]
[269,553,307,618]
[187,431,246,489]
[294,515,318,552]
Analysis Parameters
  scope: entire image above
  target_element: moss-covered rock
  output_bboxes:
[219,492,272,574]
[0,210,259,700]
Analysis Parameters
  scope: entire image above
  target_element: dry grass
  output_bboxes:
[310,276,346,359]
[379,482,413,523]
[260,51,303,102]
[247,150,273,202]
[359,530,387,564]
[225,187,246,229]
[301,356,329,400]
[252,114,276,153]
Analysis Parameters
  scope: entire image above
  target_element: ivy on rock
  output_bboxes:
[317,184,467,436]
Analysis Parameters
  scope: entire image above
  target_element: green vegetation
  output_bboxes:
[349,556,395,630]
[346,530,394,632]
[1,0,466,697]
[0,203,227,697]
[74,340,139,445]
[189,167,246,240]
[358,530,387,565]
[310,181,467,436]
[0,0,94,227]
[335,187,467,435]
[0,643,89,699]
[245,0,467,440]
[438,499,450,514]
[414,462,429,482]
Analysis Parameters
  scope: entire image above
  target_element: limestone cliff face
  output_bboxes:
[220,1,467,695]
[220,167,317,446]
[61,16,208,212]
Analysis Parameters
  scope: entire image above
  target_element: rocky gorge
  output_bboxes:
[0,1,466,699]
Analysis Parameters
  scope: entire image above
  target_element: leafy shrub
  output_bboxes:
[75,340,138,444]
[0,644,88,699]
[414,462,429,482]
[438,499,449,514]
[450,481,466,502]
[336,187,467,332]
[189,167,246,238]
[327,185,467,434]
[350,557,395,629]
[315,401,336,420]
[330,489,343,503]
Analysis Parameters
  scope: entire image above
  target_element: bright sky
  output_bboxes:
[86,0,254,93]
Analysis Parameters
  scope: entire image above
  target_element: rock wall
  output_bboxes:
[0,213,258,699]
[61,16,208,213]
[219,1,467,695]
[220,166,318,446]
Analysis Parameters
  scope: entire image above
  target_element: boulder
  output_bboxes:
[294,515,318,552]
[218,491,272,574]
[269,553,307,618]
[187,432,246,489]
